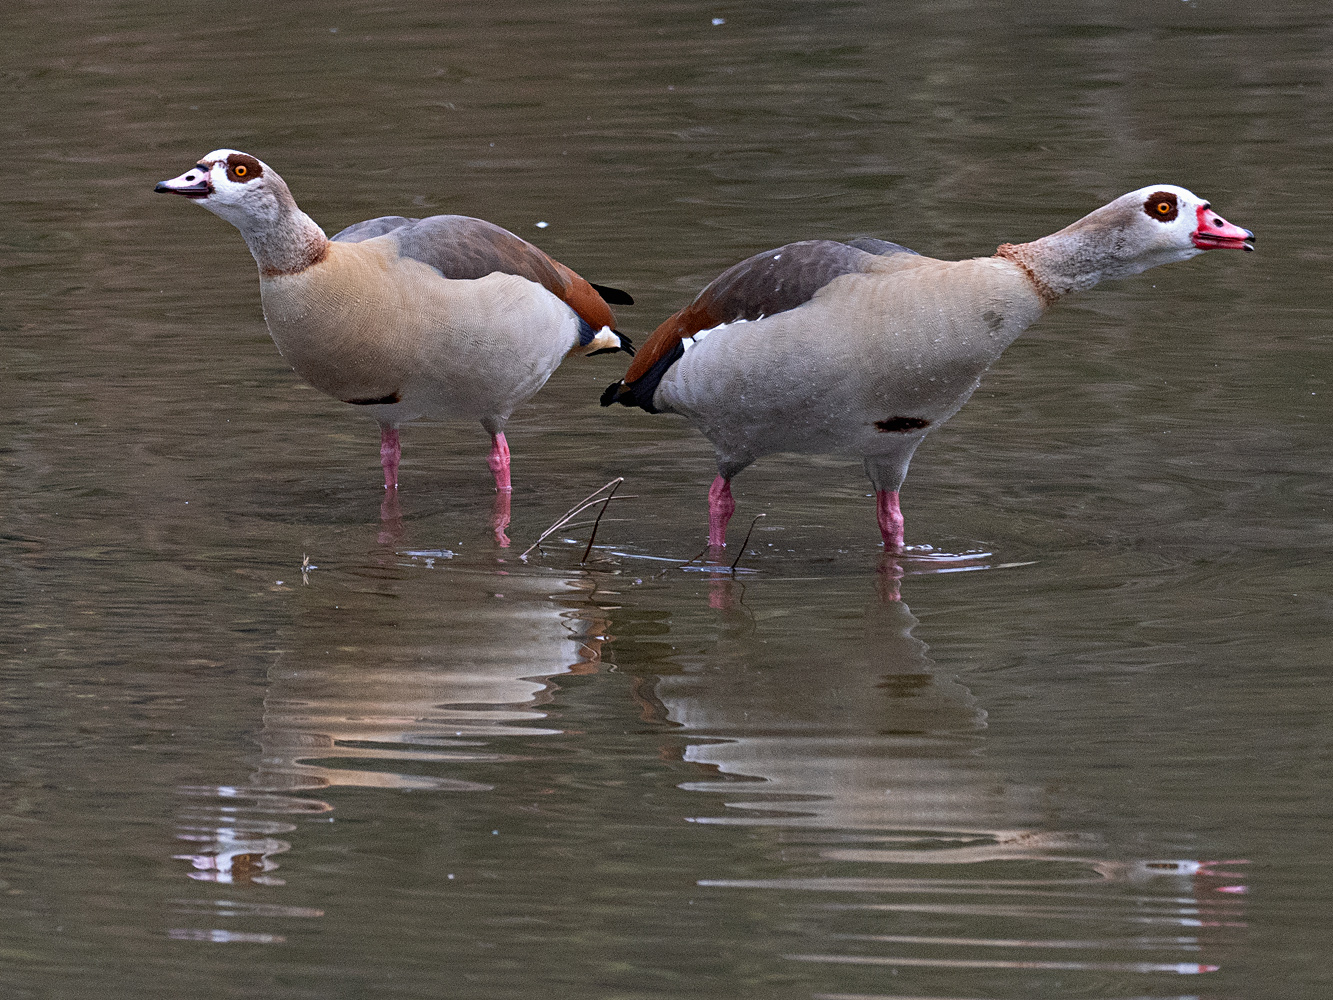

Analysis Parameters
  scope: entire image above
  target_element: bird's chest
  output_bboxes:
[258,267,436,401]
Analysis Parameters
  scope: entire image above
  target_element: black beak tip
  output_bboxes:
[154,181,173,193]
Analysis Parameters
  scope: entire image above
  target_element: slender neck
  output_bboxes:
[241,206,329,278]
[994,200,1199,303]
[994,230,1116,304]
[217,174,330,277]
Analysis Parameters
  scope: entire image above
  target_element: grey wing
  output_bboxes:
[691,240,885,325]
[845,237,920,257]
[330,216,419,243]
[379,215,568,286]
[349,214,622,333]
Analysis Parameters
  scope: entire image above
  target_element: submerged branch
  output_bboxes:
[581,479,624,563]
[729,514,766,572]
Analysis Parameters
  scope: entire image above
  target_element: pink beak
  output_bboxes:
[1192,204,1254,251]
[155,164,212,199]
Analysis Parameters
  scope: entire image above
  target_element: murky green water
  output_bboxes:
[4,2,1332,997]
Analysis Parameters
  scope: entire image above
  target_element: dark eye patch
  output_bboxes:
[226,153,263,183]
[1143,190,1178,222]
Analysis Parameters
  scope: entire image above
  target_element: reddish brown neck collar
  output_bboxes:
[994,242,1058,306]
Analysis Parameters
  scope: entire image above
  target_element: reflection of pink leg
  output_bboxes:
[380,426,400,491]
[488,432,512,493]
[875,554,903,603]
[877,490,904,551]
[378,489,404,546]
[708,574,736,610]
[492,490,511,548]
[708,476,735,549]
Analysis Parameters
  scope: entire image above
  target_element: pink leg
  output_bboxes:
[877,490,905,551]
[492,490,511,548]
[380,426,400,491]
[488,432,512,493]
[708,476,735,548]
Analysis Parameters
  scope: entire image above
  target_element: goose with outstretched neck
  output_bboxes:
[601,185,1252,551]
[157,149,634,544]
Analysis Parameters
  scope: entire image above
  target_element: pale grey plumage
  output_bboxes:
[603,183,1253,548]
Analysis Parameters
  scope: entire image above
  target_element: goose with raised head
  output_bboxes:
[156,149,633,542]
[601,185,1252,551]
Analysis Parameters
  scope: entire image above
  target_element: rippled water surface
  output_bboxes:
[4,2,1333,997]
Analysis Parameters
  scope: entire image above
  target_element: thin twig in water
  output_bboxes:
[521,496,634,558]
[519,478,627,560]
[580,479,623,563]
[554,517,631,533]
[729,514,766,572]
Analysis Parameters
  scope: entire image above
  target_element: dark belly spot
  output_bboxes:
[345,392,402,405]
[875,416,931,433]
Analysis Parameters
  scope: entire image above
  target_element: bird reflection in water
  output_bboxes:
[172,568,610,896]
[377,487,513,548]
[650,573,1247,985]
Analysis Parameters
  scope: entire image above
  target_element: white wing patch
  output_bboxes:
[682,316,761,352]
[571,324,623,356]
[586,325,621,353]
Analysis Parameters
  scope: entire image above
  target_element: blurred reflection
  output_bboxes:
[652,577,1247,990]
[171,562,607,923]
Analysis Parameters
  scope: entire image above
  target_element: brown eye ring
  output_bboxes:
[1143,191,1178,222]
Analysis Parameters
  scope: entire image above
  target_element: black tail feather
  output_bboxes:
[600,381,623,406]
[590,282,634,306]
[599,341,683,413]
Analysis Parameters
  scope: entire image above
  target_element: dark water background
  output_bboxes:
[4,1,1332,997]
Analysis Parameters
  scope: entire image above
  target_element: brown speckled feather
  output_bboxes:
[334,214,620,331]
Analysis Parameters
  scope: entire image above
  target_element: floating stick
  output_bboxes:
[519,478,633,560]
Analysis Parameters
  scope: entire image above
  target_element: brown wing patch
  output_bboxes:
[362,215,618,331]
[621,240,879,386]
[549,259,619,332]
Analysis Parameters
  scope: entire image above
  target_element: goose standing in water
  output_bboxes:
[601,185,1252,550]
[157,149,633,543]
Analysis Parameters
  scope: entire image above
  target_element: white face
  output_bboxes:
[1122,183,1206,255]
[155,149,283,231]
[1073,184,1254,281]
[1120,183,1253,253]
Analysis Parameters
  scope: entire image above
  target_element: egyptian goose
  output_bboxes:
[156,149,633,518]
[601,185,1253,550]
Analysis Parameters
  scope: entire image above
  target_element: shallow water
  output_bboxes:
[4,2,1333,997]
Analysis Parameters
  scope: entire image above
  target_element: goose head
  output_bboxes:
[1004,184,1254,298]
[155,149,296,232]
[156,150,327,276]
